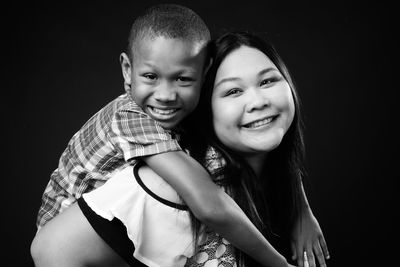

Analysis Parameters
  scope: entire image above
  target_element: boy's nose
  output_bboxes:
[245,88,270,113]
[154,84,177,102]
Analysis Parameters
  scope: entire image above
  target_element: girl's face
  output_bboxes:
[212,45,295,155]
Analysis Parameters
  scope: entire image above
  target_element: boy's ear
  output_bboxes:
[120,52,132,90]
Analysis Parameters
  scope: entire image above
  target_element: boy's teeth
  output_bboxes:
[152,107,176,115]
[246,117,273,128]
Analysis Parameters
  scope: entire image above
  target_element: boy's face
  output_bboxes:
[121,36,207,130]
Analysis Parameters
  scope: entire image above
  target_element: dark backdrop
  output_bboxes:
[7,1,397,266]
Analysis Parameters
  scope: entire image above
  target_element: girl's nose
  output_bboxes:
[245,88,270,113]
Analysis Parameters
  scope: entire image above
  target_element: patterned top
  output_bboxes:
[184,147,238,267]
[185,230,237,267]
[204,146,226,180]
[36,94,182,227]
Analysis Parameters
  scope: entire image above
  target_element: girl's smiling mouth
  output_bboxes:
[241,115,278,129]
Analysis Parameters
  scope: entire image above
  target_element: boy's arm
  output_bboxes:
[144,151,289,267]
[290,181,330,267]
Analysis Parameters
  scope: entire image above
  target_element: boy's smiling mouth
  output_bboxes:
[147,106,180,120]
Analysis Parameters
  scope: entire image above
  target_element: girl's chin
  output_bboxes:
[247,139,283,153]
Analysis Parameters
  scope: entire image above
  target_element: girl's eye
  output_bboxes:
[225,88,242,96]
[260,76,281,87]
[260,79,271,86]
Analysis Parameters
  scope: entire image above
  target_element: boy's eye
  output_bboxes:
[143,73,157,80]
[176,76,195,83]
[176,76,196,87]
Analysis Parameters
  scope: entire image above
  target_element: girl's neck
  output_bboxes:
[244,153,268,178]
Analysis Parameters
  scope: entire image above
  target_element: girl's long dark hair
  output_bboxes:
[183,31,307,266]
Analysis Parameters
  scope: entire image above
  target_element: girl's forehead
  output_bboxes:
[214,46,276,84]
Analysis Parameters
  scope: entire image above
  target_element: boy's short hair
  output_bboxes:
[127,4,211,61]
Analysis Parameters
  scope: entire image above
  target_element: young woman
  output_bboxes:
[31,31,329,267]
[186,31,329,267]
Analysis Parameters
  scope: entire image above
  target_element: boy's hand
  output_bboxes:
[290,208,330,267]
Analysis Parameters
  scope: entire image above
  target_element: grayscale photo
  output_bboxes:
[6,1,395,266]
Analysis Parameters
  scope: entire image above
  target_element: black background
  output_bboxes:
[6,0,397,266]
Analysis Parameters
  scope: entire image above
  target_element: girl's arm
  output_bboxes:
[290,181,330,267]
[144,151,289,267]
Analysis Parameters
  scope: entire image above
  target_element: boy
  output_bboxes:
[34,4,287,267]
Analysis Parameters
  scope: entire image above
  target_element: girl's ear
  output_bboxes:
[120,53,132,93]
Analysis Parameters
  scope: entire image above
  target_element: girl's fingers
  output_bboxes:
[319,235,330,259]
[297,247,304,267]
[291,242,298,260]
[303,251,309,267]
[306,249,316,267]
[313,241,327,267]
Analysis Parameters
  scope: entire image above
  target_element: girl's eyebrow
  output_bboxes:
[214,67,278,89]
[258,67,278,76]
[214,77,240,89]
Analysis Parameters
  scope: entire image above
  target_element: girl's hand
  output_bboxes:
[290,208,330,267]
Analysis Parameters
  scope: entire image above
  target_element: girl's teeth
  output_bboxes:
[246,117,273,128]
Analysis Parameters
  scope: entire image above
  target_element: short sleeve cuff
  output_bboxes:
[124,138,182,161]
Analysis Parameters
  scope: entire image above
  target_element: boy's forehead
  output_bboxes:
[133,35,207,54]
[132,35,208,67]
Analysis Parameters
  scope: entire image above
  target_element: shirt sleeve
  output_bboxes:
[109,107,182,161]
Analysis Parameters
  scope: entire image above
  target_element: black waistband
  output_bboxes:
[133,161,188,211]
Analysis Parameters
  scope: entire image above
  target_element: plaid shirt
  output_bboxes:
[37,94,182,227]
